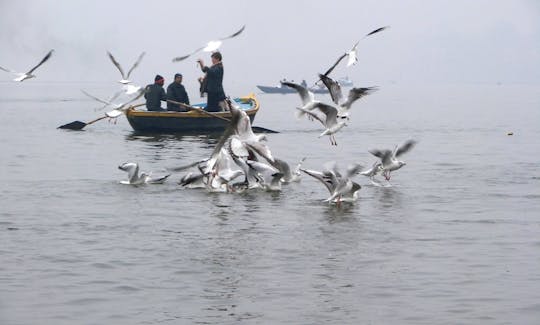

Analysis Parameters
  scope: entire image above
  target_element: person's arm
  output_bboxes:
[160,87,167,101]
[184,87,190,105]
[197,59,209,73]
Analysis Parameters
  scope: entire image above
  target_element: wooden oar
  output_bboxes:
[167,99,279,133]
[167,99,230,122]
[58,103,146,130]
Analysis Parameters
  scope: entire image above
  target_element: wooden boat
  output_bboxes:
[125,94,259,133]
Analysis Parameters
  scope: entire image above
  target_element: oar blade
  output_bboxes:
[58,121,87,130]
[252,126,279,133]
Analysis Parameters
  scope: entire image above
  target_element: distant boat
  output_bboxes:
[257,77,353,94]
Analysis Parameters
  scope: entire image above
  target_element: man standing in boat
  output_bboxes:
[197,52,226,112]
[166,73,190,111]
[145,75,167,111]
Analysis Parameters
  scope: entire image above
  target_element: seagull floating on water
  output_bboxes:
[118,162,170,185]
[0,49,54,82]
[172,25,246,62]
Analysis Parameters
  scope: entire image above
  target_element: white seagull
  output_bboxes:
[0,49,54,82]
[301,162,362,204]
[118,162,170,185]
[320,26,389,79]
[107,51,146,85]
[368,139,417,181]
[81,88,145,119]
[297,103,348,146]
[172,25,246,62]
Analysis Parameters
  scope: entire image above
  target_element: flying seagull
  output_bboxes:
[107,51,146,84]
[321,26,389,79]
[172,25,246,62]
[0,49,54,82]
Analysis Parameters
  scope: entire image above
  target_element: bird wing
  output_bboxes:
[319,74,343,105]
[281,81,314,105]
[172,46,205,62]
[300,168,336,194]
[0,65,16,73]
[107,51,126,79]
[395,139,417,157]
[322,52,347,78]
[369,149,393,166]
[27,49,54,74]
[340,86,378,111]
[313,102,339,127]
[365,26,390,37]
[296,107,325,127]
[219,25,246,40]
[126,51,146,79]
[81,90,111,106]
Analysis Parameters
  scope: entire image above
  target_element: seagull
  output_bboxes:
[118,162,170,185]
[0,49,54,82]
[270,157,306,183]
[81,88,145,118]
[368,139,417,181]
[297,103,347,145]
[281,81,321,118]
[246,160,283,191]
[107,51,145,85]
[319,73,378,118]
[320,26,390,79]
[301,162,362,204]
[172,25,246,62]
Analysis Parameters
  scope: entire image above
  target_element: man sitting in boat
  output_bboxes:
[166,73,190,111]
[144,75,167,111]
[197,52,227,112]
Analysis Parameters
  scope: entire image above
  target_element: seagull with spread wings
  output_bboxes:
[107,51,145,85]
[172,25,246,62]
[320,26,389,80]
[368,139,417,181]
[0,49,54,82]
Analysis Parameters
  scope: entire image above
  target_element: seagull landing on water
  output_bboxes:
[0,49,54,82]
[118,162,170,185]
[301,162,363,205]
[172,25,246,62]
[368,139,417,181]
[107,51,145,85]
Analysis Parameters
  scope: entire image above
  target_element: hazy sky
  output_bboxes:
[0,0,539,92]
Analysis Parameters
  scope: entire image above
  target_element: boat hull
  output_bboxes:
[125,95,259,133]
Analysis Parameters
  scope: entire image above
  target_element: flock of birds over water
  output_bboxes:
[1,25,417,205]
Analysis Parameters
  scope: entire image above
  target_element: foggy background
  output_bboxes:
[0,0,539,96]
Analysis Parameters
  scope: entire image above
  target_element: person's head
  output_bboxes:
[154,74,164,86]
[174,73,183,83]
[211,51,222,64]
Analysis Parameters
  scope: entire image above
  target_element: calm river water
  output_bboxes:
[1,82,539,324]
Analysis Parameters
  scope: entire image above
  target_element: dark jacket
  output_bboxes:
[166,82,190,111]
[144,83,167,111]
[201,62,224,95]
